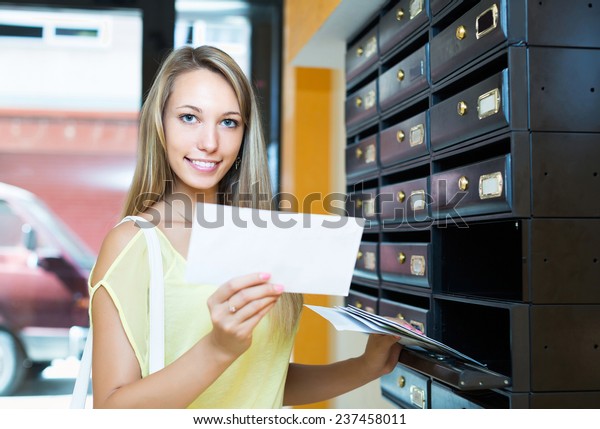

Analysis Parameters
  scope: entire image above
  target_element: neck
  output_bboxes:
[170,181,217,203]
[164,193,195,226]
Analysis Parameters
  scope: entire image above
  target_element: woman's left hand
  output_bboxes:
[359,334,403,379]
[283,332,403,406]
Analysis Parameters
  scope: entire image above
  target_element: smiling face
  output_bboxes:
[163,68,244,203]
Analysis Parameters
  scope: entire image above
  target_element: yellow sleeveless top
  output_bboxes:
[89,228,296,408]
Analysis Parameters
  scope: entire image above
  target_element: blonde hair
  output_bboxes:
[123,45,302,338]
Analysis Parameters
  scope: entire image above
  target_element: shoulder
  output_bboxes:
[90,199,172,286]
[90,219,146,286]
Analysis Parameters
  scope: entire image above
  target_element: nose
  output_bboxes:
[197,123,218,153]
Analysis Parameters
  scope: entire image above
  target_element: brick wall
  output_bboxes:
[0,109,138,253]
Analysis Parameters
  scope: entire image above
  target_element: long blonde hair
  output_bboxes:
[123,45,302,338]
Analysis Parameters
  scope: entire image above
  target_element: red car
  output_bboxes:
[0,182,93,395]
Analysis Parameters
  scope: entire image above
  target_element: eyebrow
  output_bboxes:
[176,104,201,112]
[176,105,242,116]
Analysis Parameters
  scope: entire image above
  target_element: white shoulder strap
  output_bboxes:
[70,329,93,408]
[70,216,165,408]
[122,216,165,374]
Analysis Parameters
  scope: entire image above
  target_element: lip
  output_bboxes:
[185,157,221,172]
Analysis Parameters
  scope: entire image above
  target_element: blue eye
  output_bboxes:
[222,118,238,128]
[180,114,197,124]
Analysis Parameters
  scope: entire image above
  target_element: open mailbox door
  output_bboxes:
[306,304,511,391]
[398,348,511,391]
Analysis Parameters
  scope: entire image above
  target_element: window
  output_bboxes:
[174,0,283,195]
[0,2,145,401]
[175,1,251,76]
[0,200,24,247]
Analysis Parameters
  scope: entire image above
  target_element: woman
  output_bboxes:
[90,45,401,408]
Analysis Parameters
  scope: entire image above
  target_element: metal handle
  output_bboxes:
[398,252,406,264]
[396,130,405,142]
[397,376,406,388]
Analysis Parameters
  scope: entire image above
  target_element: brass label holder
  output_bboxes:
[479,171,503,199]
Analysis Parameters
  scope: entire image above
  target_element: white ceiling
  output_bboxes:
[292,0,388,69]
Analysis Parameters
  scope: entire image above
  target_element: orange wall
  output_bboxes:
[284,0,342,65]
[282,0,343,409]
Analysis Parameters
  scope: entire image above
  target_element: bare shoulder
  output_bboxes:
[91,200,168,285]
[90,219,145,286]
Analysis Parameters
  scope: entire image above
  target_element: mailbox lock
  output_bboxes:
[456,25,467,40]
[397,376,406,388]
[457,101,468,116]
[397,69,405,81]
[356,147,363,159]
[356,97,363,108]
[397,190,406,202]
[396,130,405,142]
[356,47,364,57]
[396,9,405,21]
[398,252,406,264]
[458,176,469,191]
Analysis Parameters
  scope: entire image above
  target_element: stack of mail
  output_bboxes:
[306,304,486,367]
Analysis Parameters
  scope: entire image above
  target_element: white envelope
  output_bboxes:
[184,203,365,296]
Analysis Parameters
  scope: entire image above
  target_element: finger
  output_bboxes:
[230,294,281,323]
[384,343,403,373]
[367,333,402,351]
[228,283,284,313]
[234,300,278,338]
[383,316,423,334]
[209,272,272,305]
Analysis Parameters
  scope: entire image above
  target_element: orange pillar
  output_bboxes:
[282,66,336,409]
[282,0,343,409]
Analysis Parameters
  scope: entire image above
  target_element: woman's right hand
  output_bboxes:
[206,272,283,359]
